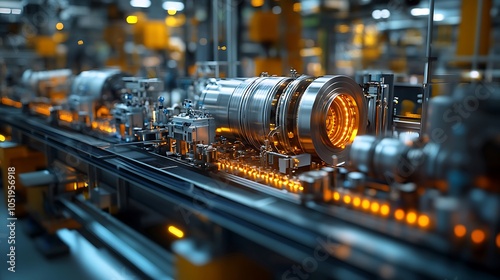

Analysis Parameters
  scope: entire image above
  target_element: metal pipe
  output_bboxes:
[393,119,421,131]
[472,0,484,72]
[231,1,238,77]
[226,0,232,77]
[420,0,435,136]
[18,170,57,187]
[212,0,219,78]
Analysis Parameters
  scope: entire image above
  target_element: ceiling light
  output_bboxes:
[162,1,184,11]
[470,70,480,79]
[371,9,381,20]
[380,9,390,19]
[410,7,429,16]
[433,13,444,21]
[11,8,21,14]
[130,0,151,8]
[0,8,11,14]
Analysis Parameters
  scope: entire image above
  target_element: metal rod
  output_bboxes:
[212,0,219,78]
[420,0,435,136]
[226,0,235,77]
[232,1,238,77]
[472,0,484,72]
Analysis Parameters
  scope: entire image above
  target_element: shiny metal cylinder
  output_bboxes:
[68,69,125,122]
[18,170,57,187]
[350,135,409,181]
[201,78,247,138]
[20,69,72,98]
[200,75,367,164]
[296,76,366,164]
[299,170,329,195]
[70,69,124,101]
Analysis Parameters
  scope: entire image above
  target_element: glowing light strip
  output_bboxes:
[332,191,431,229]
[168,225,184,238]
[217,160,303,193]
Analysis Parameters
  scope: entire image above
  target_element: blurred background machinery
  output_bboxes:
[0,0,500,280]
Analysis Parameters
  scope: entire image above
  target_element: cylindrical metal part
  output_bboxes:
[68,69,125,122]
[350,135,409,181]
[200,75,367,164]
[200,78,245,135]
[21,69,72,99]
[321,166,336,189]
[18,170,57,187]
[306,170,330,191]
[298,174,316,195]
[348,135,377,173]
[347,171,365,189]
[299,170,329,196]
[205,147,217,163]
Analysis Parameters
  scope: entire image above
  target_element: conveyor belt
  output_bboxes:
[1,106,497,279]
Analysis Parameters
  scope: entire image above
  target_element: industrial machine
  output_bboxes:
[0,66,499,279]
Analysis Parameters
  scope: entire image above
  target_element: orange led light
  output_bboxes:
[343,195,351,204]
[33,104,51,116]
[394,209,405,220]
[417,215,430,228]
[361,199,370,210]
[496,233,500,248]
[380,204,390,216]
[58,111,73,122]
[56,22,64,30]
[333,192,340,201]
[406,211,417,224]
[370,202,379,213]
[251,0,264,7]
[471,229,485,244]
[168,225,184,238]
[353,197,361,207]
[293,2,301,12]
[1,97,22,108]
[454,224,466,238]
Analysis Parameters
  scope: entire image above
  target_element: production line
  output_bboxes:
[1,64,499,279]
[0,0,499,279]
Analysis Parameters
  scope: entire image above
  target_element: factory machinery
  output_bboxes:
[1,67,499,279]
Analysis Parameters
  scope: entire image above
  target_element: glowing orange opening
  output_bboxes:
[325,94,359,149]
